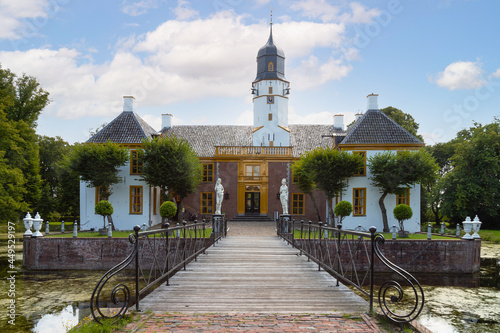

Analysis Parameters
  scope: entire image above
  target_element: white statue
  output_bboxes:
[280,178,289,215]
[214,178,224,215]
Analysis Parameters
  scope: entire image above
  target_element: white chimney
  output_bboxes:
[367,93,379,110]
[162,114,173,130]
[123,96,135,112]
[333,114,344,130]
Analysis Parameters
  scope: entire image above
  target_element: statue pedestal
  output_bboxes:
[279,214,291,233]
[212,214,225,234]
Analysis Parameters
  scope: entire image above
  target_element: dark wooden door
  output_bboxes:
[245,192,260,214]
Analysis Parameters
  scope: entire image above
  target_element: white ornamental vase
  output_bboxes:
[23,212,33,236]
[471,215,482,239]
[32,212,44,237]
[462,216,473,240]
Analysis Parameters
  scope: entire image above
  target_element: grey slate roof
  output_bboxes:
[162,124,337,158]
[162,125,254,157]
[340,109,422,145]
[88,111,158,144]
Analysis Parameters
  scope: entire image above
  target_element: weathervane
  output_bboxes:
[270,6,273,25]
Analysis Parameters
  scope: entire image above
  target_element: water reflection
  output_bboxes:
[32,305,81,333]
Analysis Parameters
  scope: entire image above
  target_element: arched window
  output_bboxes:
[268,62,274,71]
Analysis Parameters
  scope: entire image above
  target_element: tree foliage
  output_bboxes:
[440,120,500,226]
[334,200,353,225]
[160,201,177,221]
[368,150,438,232]
[291,155,321,221]
[393,204,413,232]
[140,136,202,219]
[381,106,424,142]
[95,200,114,228]
[297,148,364,224]
[68,141,129,200]
[0,65,48,223]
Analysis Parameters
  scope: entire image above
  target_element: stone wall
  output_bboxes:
[23,236,211,271]
[294,238,481,274]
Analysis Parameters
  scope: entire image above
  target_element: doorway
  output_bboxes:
[245,192,260,214]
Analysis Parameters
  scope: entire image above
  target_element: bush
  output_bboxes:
[393,204,412,232]
[95,200,113,228]
[334,201,353,224]
[160,201,177,220]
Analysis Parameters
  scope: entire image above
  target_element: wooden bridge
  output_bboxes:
[139,233,369,314]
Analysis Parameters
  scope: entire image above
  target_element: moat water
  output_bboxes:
[0,232,499,333]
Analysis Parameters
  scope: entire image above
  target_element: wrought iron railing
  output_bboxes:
[90,217,226,324]
[277,217,424,325]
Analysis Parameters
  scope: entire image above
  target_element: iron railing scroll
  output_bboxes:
[276,219,424,325]
[91,220,215,325]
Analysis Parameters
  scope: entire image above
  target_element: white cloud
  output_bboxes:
[431,60,487,90]
[0,11,359,120]
[0,0,50,39]
[173,0,198,20]
[121,0,159,17]
[492,68,500,78]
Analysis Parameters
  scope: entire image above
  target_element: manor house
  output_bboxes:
[80,25,424,232]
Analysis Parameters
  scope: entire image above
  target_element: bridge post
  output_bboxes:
[336,223,342,287]
[369,226,377,313]
[134,225,141,312]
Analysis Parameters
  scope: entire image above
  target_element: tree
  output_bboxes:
[291,156,321,221]
[440,120,500,227]
[393,204,413,233]
[68,141,128,229]
[0,151,27,222]
[301,148,364,225]
[160,201,177,223]
[381,106,424,142]
[95,200,114,229]
[334,201,353,225]
[140,136,202,220]
[368,150,438,232]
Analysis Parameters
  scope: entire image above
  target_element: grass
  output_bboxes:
[479,229,500,243]
[67,313,137,333]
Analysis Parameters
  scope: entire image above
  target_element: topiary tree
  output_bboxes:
[333,200,353,225]
[160,201,177,223]
[393,204,413,233]
[95,200,113,229]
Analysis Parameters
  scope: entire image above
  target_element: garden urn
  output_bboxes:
[462,216,473,240]
[32,212,44,237]
[23,212,33,236]
[471,215,482,239]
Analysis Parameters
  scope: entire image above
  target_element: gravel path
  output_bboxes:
[226,221,277,237]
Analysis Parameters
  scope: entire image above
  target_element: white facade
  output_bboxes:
[79,159,162,231]
[252,79,290,146]
[338,149,421,233]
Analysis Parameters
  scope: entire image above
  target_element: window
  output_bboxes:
[268,62,274,71]
[396,189,410,205]
[353,151,366,176]
[130,186,143,214]
[268,87,273,94]
[245,165,260,180]
[292,193,305,215]
[202,163,214,182]
[201,192,213,214]
[353,188,366,216]
[95,186,108,204]
[130,150,143,174]
[268,113,273,121]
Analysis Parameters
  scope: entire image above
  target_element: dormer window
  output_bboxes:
[268,62,274,71]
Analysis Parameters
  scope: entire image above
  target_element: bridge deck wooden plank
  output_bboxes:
[139,236,369,314]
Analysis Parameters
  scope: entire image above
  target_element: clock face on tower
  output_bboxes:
[267,96,274,104]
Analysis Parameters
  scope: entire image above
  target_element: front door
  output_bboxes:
[245,192,260,214]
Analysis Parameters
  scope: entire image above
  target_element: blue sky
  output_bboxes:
[0,0,499,145]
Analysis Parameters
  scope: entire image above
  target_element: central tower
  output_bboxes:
[251,23,291,147]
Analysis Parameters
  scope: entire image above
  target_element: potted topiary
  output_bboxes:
[333,201,353,226]
[160,201,177,224]
[393,204,412,238]
[95,200,113,236]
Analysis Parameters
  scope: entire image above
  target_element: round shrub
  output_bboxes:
[334,201,353,218]
[393,204,413,231]
[160,201,177,219]
[95,200,113,216]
